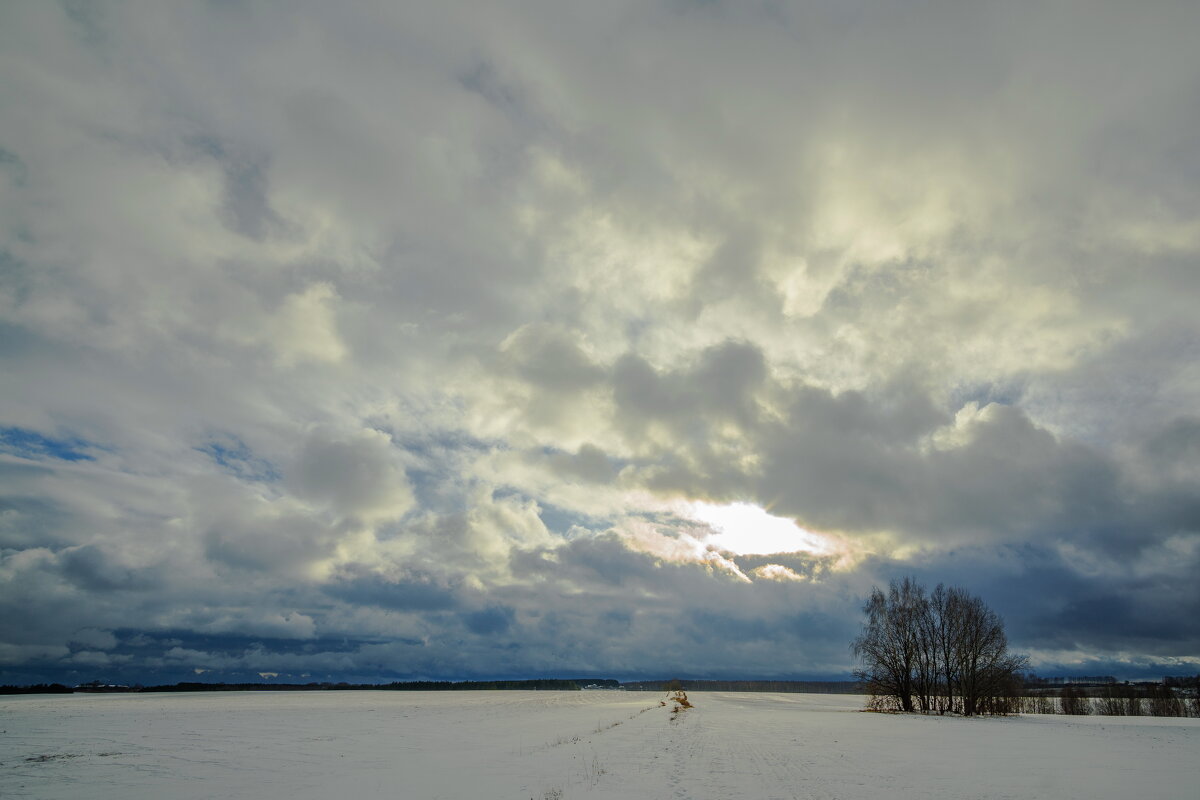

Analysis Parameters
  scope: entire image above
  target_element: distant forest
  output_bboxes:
[1,678,860,694]
[621,680,861,694]
[3,677,1197,716]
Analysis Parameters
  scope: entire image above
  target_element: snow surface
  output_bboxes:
[2,690,1197,799]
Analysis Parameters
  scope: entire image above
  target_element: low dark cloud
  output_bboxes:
[59,545,162,593]
[325,571,460,612]
[463,606,515,636]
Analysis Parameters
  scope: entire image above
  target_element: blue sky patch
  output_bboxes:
[0,426,95,462]
[196,435,280,481]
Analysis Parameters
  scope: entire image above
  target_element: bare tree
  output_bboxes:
[1098,684,1127,716]
[928,584,964,714]
[1059,684,1090,715]
[1033,694,1057,714]
[851,578,925,712]
[1124,687,1143,716]
[852,577,1026,716]
[1147,683,1184,717]
[954,593,1028,716]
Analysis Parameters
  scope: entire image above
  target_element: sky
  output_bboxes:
[1,1,1198,686]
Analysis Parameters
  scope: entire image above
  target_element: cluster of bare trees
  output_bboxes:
[852,578,1028,716]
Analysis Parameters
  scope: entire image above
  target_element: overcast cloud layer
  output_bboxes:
[2,1,1198,685]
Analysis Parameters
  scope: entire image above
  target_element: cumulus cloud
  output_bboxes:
[268,283,348,367]
[287,427,415,523]
[0,0,1197,684]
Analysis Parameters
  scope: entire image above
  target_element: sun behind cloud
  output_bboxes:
[683,501,835,557]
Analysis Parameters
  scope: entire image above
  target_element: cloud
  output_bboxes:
[197,612,318,641]
[751,565,807,583]
[69,628,118,650]
[60,545,163,592]
[0,0,1198,683]
[287,427,415,523]
[325,569,460,612]
[463,606,515,636]
[268,283,348,366]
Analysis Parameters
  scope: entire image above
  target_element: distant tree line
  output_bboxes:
[0,683,74,695]
[381,679,595,691]
[136,679,594,692]
[4,677,865,694]
[852,578,1028,715]
[0,678,616,694]
[621,679,861,694]
[1024,674,1117,685]
[1020,675,1200,717]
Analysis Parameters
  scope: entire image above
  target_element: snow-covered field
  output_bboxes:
[2,690,1197,799]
